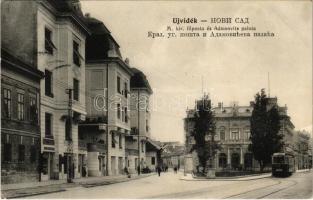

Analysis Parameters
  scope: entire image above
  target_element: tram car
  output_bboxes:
[272,152,295,177]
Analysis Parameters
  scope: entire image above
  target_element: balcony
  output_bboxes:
[43,136,54,145]
[219,139,250,145]
[78,140,87,151]
[125,148,139,156]
[84,142,107,153]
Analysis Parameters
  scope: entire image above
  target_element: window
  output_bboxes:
[245,129,250,140]
[3,143,12,162]
[18,144,25,162]
[125,107,128,123]
[112,132,116,148]
[30,145,37,163]
[59,155,63,172]
[29,96,38,124]
[73,40,81,66]
[2,88,11,118]
[65,118,72,141]
[45,70,53,97]
[117,104,121,119]
[45,28,56,54]
[124,82,128,98]
[45,113,52,137]
[73,78,79,101]
[151,157,156,165]
[117,76,121,93]
[146,120,149,132]
[220,129,225,141]
[231,130,240,140]
[17,93,25,120]
[141,141,144,152]
[119,134,122,149]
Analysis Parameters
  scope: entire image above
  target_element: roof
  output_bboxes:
[146,138,161,151]
[1,48,44,80]
[161,143,185,157]
[130,68,153,94]
[45,0,90,35]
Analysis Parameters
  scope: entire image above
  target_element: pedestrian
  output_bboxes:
[174,166,177,174]
[157,166,161,177]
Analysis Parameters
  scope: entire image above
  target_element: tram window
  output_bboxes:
[273,156,285,164]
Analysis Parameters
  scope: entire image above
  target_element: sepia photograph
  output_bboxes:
[1,0,312,199]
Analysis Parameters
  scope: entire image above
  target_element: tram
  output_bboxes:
[272,152,295,177]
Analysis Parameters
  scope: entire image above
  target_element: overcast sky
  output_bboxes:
[81,1,312,142]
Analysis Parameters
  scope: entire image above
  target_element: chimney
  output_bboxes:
[125,58,129,65]
[250,101,254,107]
[85,13,90,18]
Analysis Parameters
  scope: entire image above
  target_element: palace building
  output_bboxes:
[184,97,296,173]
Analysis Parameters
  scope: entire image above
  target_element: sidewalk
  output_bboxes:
[180,172,272,181]
[296,168,311,173]
[1,173,154,199]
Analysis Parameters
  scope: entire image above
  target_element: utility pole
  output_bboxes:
[137,89,141,175]
[66,88,73,183]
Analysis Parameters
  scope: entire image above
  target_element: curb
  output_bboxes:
[4,189,66,199]
[80,173,155,188]
[180,174,272,181]
[2,173,155,198]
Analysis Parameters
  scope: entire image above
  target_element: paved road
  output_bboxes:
[27,171,312,199]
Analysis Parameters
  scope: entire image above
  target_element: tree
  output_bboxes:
[249,89,284,172]
[191,95,220,174]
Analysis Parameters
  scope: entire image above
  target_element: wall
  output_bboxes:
[1,0,37,67]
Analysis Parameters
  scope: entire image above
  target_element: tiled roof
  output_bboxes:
[130,68,153,94]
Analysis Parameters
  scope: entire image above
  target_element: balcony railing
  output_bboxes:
[219,139,250,144]
[96,143,106,153]
[78,140,87,151]
[43,137,54,145]
[80,142,107,153]
[125,148,139,156]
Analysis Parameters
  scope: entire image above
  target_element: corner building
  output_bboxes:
[79,15,133,176]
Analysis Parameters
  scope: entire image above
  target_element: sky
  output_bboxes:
[81,1,312,143]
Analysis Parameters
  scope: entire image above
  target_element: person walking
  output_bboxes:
[157,165,162,177]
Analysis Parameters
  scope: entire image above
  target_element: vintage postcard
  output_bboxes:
[1,0,312,199]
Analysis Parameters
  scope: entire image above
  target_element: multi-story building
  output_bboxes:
[184,97,296,173]
[126,68,153,174]
[79,15,133,176]
[293,131,312,170]
[2,0,90,182]
[37,0,89,181]
[1,49,44,184]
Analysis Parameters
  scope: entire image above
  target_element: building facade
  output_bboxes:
[184,97,297,173]
[1,49,44,184]
[126,68,153,174]
[37,0,89,181]
[79,15,133,176]
[1,0,43,184]
[2,0,90,182]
